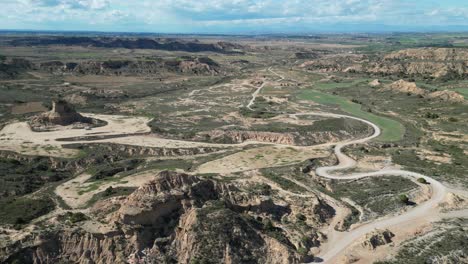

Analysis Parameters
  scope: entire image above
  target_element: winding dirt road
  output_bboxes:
[298,112,450,263]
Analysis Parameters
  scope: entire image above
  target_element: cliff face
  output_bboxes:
[301,48,468,79]
[3,171,334,264]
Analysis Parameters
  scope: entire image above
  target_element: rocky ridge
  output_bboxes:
[9,37,245,53]
[40,57,221,76]
[2,171,336,263]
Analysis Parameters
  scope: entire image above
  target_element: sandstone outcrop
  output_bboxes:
[31,100,92,126]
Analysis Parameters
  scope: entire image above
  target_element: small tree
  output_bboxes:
[104,186,115,196]
[417,178,428,184]
[399,194,409,204]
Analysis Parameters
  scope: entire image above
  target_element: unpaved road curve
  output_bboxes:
[294,112,450,263]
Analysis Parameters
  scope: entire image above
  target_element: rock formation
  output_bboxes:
[369,79,381,87]
[32,100,92,126]
[3,171,336,263]
[361,229,395,250]
[427,90,465,103]
[383,80,425,95]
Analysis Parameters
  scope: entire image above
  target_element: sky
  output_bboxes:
[1,0,467,33]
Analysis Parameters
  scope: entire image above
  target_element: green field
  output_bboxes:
[298,89,404,142]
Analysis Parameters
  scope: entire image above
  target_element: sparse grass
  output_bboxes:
[260,168,308,193]
[326,176,418,218]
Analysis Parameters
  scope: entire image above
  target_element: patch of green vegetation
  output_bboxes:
[0,196,54,225]
[298,89,404,141]
[57,211,88,224]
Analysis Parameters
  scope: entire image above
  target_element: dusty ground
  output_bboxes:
[196,145,330,174]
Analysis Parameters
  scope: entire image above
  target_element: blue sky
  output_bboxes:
[1,0,467,33]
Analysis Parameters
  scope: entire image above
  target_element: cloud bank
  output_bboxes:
[1,0,467,33]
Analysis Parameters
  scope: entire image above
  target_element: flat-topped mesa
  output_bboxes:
[34,100,92,126]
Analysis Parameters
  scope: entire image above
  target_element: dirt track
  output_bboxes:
[300,112,450,263]
[1,68,466,263]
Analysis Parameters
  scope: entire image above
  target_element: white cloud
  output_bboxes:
[77,0,110,9]
[0,0,467,32]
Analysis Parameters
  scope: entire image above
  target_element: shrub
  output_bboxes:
[104,186,115,196]
[399,194,409,204]
[417,178,428,184]
[296,213,307,222]
[297,246,308,256]
[424,112,439,119]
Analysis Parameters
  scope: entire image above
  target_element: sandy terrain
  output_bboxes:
[0,113,151,157]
